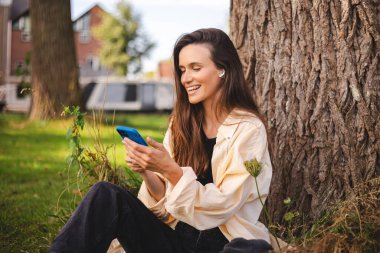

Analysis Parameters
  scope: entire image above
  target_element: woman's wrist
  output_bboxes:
[141,170,166,201]
[139,170,148,178]
[140,170,159,185]
[164,164,183,186]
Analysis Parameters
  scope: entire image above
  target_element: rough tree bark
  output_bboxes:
[29,0,79,119]
[230,0,380,225]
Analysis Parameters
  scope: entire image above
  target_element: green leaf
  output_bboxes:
[65,127,72,140]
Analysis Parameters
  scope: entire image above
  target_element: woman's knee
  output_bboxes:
[90,181,133,198]
[89,181,122,197]
[92,181,114,190]
[83,181,125,209]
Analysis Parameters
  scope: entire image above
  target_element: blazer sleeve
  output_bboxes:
[164,121,272,230]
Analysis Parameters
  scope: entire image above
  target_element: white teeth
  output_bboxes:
[187,85,201,92]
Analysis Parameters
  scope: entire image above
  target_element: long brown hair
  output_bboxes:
[170,28,262,175]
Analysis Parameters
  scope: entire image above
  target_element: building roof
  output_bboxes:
[10,0,29,20]
[72,3,106,22]
[9,1,107,22]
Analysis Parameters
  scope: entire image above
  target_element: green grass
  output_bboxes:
[0,112,169,253]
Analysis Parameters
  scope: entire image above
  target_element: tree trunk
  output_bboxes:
[29,0,79,119]
[230,0,380,225]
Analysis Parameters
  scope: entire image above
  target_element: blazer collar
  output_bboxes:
[217,109,250,141]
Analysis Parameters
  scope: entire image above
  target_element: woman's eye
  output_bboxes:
[193,67,201,71]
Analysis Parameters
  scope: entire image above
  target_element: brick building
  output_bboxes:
[73,4,111,78]
[6,2,108,78]
[0,1,109,111]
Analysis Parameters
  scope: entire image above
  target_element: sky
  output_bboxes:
[71,0,230,74]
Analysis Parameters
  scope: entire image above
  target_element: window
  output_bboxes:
[79,30,91,43]
[21,30,31,42]
[74,14,91,43]
[125,85,137,102]
[13,16,31,41]
[82,14,90,31]
[97,84,138,103]
[73,19,82,32]
[12,17,23,30]
[74,14,90,31]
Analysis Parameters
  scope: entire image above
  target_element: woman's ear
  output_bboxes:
[218,69,225,78]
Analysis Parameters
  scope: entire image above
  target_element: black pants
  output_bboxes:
[49,181,272,253]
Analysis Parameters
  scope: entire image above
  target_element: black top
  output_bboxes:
[197,129,217,185]
[174,129,228,251]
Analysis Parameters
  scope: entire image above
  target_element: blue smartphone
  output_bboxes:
[116,126,148,146]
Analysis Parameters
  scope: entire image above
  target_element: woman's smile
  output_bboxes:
[186,85,201,95]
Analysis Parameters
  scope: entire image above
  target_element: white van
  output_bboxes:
[85,81,175,112]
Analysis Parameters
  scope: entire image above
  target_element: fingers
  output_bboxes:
[123,138,145,158]
[125,157,144,173]
[123,137,159,160]
[124,141,151,169]
[122,137,165,172]
[123,137,153,153]
[147,137,166,152]
[125,156,135,165]
[126,150,146,168]
[125,156,134,166]
[147,137,159,148]
[128,147,150,165]
[130,164,144,173]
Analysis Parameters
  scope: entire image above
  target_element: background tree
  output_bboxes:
[29,0,80,120]
[230,0,380,226]
[93,0,155,76]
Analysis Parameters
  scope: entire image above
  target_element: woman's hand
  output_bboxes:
[123,137,183,185]
[125,155,145,174]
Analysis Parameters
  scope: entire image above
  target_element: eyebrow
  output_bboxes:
[178,62,203,68]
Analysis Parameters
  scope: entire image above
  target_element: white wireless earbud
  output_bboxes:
[219,69,225,78]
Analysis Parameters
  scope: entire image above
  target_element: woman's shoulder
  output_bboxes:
[230,109,265,129]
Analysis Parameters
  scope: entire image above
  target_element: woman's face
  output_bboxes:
[178,44,222,106]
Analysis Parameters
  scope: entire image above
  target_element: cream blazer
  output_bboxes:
[138,109,272,243]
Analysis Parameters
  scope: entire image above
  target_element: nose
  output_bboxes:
[181,71,192,84]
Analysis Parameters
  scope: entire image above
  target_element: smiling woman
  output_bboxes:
[178,44,223,107]
[49,28,275,253]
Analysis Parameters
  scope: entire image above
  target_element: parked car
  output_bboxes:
[85,81,175,112]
